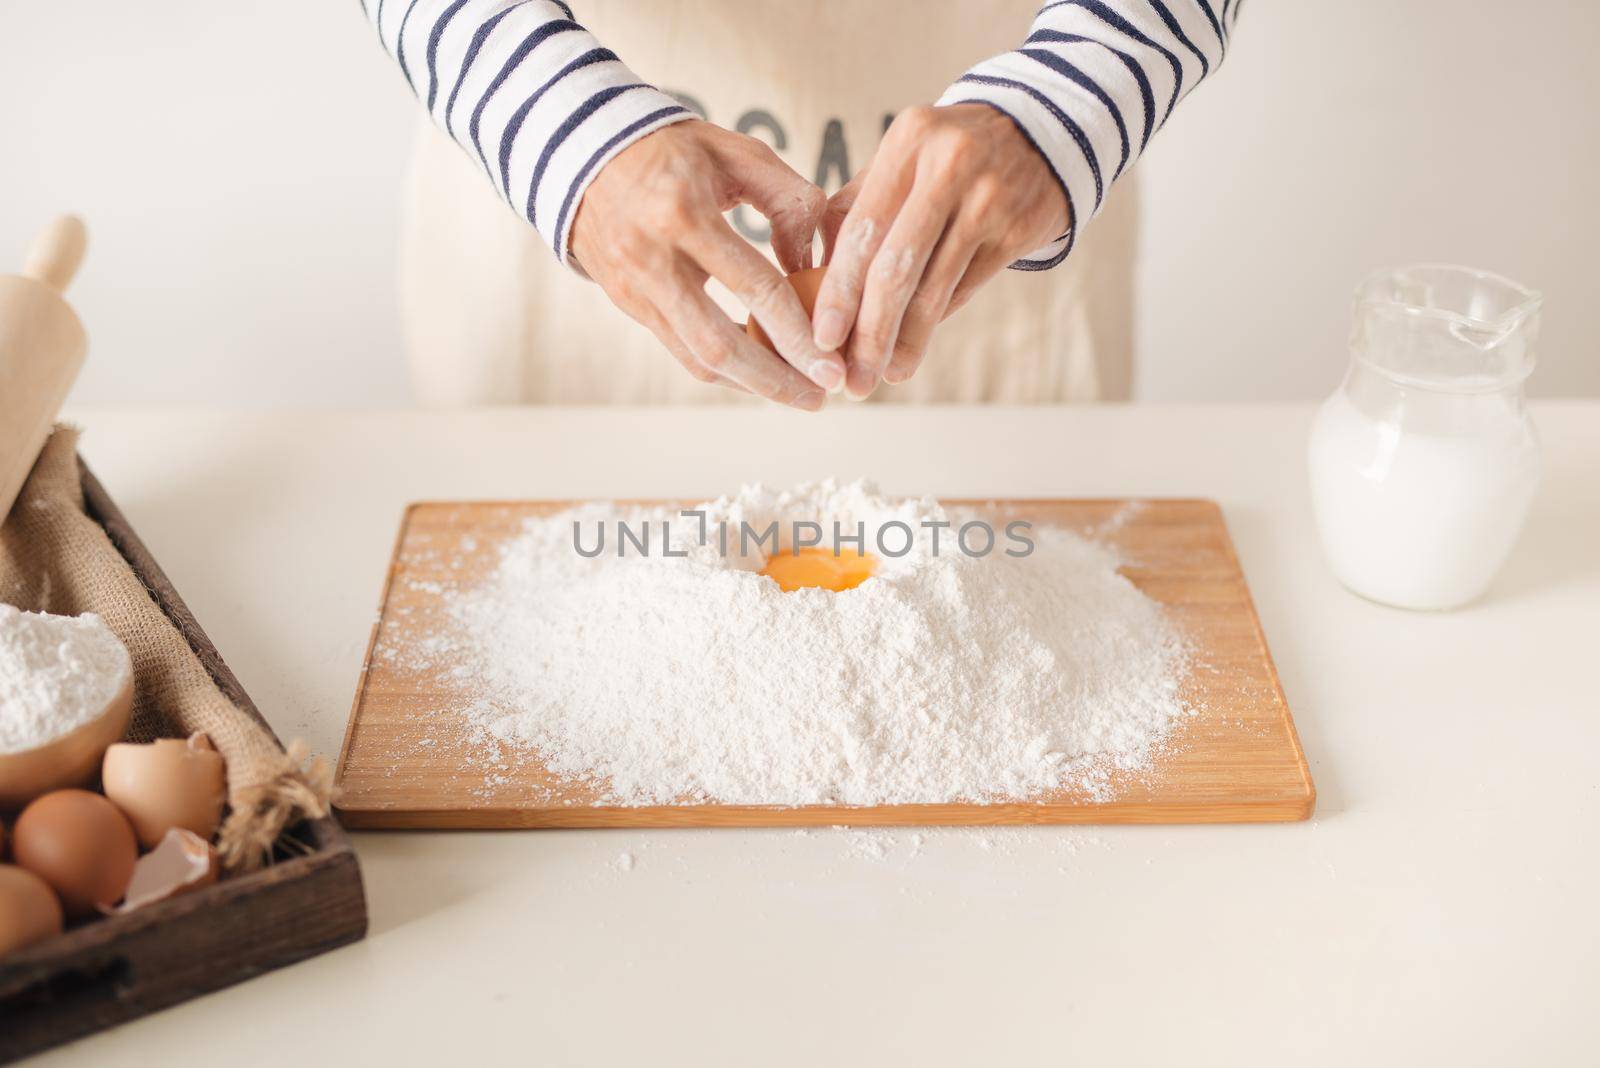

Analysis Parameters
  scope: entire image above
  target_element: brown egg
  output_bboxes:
[102,732,227,849]
[0,864,63,955]
[12,789,138,918]
[746,266,827,353]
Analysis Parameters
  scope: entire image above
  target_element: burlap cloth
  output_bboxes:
[0,426,329,872]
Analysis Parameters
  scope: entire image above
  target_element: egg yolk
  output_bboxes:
[760,547,876,592]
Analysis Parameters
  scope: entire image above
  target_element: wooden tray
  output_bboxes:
[336,498,1313,828]
[0,462,368,1063]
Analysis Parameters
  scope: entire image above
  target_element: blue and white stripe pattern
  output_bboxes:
[365,0,693,267]
[937,0,1241,268]
[368,0,1238,273]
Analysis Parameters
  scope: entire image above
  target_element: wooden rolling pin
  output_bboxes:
[0,215,88,522]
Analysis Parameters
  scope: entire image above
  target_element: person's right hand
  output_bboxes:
[569,120,843,409]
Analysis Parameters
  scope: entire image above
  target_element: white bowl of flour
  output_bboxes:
[0,605,134,809]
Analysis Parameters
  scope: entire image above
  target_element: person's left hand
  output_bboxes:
[812,104,1071,398]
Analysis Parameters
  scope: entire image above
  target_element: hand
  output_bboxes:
[814,104,1071,399]
[570,120,844,409]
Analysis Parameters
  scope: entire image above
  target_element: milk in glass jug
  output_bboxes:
[1308,265,1542,610]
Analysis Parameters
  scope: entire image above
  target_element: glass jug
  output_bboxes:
[1308,265,1542,610]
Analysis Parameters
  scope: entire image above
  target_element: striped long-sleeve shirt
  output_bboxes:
[365,0,1239,271]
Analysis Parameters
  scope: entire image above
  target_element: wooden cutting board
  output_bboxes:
[334,499,1314,828]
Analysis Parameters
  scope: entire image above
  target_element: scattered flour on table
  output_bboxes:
[399,480,1191,807]
[0,605,132,754]
[582,827,1114,891]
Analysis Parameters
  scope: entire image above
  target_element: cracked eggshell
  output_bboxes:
[119,828,217,912]
[102,732,227,849]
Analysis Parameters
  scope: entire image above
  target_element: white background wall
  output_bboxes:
[3,1,1595,407]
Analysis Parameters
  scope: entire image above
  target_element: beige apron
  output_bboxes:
[400,0,1138,405]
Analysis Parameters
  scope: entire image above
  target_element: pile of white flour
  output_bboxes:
[0,605,132,754]
[439,481,1190,806]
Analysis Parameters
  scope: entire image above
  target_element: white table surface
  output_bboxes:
[37,403,1600,1066]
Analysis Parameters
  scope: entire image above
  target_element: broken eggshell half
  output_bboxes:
[101,732,227,849]
[118,828,218,912]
